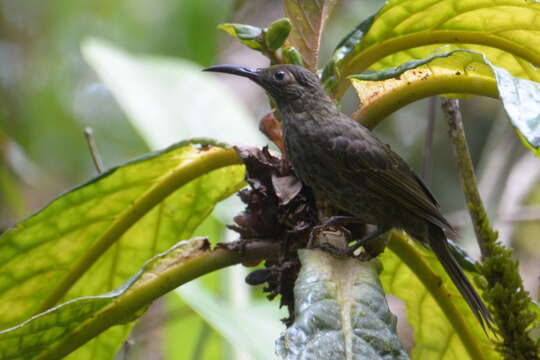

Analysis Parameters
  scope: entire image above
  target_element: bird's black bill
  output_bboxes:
[203,65,260,82]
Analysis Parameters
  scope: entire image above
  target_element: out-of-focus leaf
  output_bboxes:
[163,215,226,360]
[218,23,264,51]
[282,46,304,66]
[284,0,338,72]
[265,18,292,51]
[0,166,25,219]
[0,133,29,219]
[175,281,285,360]
[0,140,244,359]
[276,249,408,360]
[82,38,265,151]
[164,293,223,360]
[0,237,236,360]
[381,231,499,360]
[350,49,540,153]
[324,0,540,97]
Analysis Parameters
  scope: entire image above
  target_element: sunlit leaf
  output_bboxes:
[0,237,241,360]
[284,0,338,71]
[0,140,244,359]
[218,23,264,51]
[350,49,496,128]
[82,38,265,151]
[350,49,540,153]
[324,0,540,97]
[381,232,499,360]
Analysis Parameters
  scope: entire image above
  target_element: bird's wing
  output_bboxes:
[330,130,455,234]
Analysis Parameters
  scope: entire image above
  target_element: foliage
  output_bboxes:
[0,140,243,358]
[0,0,539,359]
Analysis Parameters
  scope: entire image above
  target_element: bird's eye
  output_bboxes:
[274,71,286,81]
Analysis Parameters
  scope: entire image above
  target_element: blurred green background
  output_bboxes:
[1,0,538,358]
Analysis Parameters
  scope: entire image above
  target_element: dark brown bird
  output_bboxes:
[204,64,494,331]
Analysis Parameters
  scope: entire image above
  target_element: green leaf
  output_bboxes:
[321,12,377,93]
[381,231,499,360]
[163,216,226,360]
[282,46,305,66]
[0,237,246,360]
[325,0,540,97]
[350,49,540,153]
[350,49,497,128]
[0,140,244,358]
[284,0,338,71]
[218,23,264,51]
[82,38,265,150]
[276,249,409,360]
[176,281,285,360]
[265,18,292,51]
[350,50,473,82]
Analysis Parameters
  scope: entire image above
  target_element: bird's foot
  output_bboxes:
[308,223,352,248]
[313,242,352,258]
[312,227,389,258]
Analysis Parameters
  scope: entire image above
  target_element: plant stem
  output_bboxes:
[84,126,104,173]
[443,99,539,360]
[442,99,491,258]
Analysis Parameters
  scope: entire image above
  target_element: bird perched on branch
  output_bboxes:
[204,64,494,332]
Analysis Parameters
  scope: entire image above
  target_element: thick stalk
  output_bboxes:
[442,99,492,258]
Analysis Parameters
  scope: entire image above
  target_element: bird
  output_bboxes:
[203,63,494,332]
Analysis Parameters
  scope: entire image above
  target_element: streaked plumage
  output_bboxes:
[204,63,494,332]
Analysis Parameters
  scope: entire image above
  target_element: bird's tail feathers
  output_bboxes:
[428,225,496,335]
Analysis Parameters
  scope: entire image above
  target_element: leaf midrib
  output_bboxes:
[35,147,242,315]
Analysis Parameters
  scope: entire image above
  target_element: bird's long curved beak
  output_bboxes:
[203,65,260,82]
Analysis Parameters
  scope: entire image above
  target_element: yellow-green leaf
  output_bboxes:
[0,140,244,358]
[0,237,245,360]
[350,49,540,153]
[325,0,540,97]
[350,49,496,128]
[218,23,264,51]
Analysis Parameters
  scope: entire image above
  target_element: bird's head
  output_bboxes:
[203,64,327,107]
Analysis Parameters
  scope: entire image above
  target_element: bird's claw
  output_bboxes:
[312,242,354,257]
